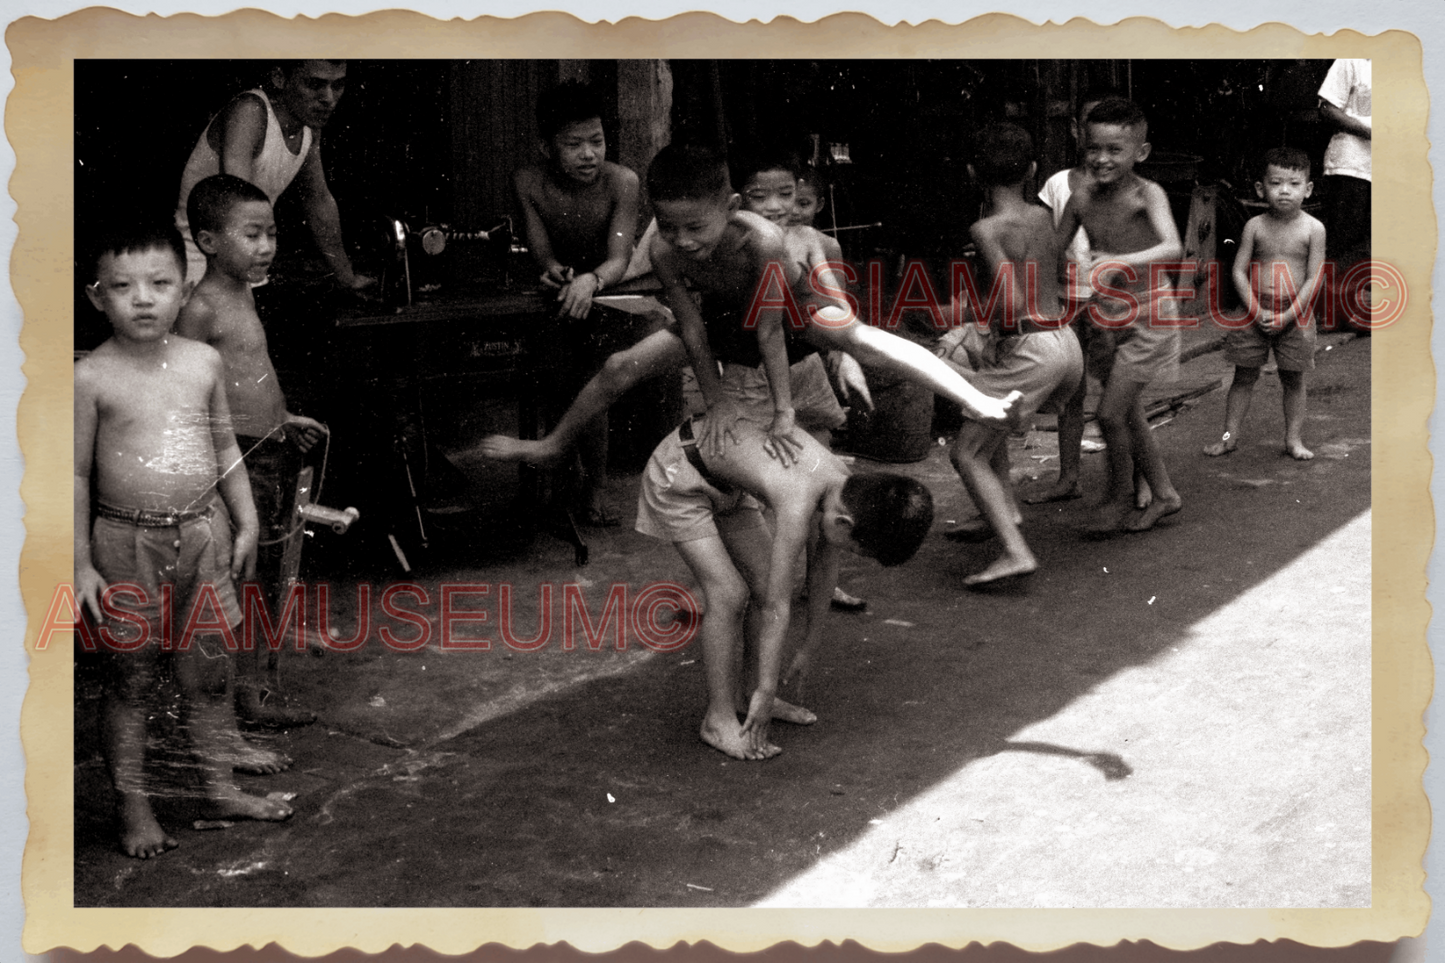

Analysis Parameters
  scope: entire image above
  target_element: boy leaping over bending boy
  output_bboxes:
[637,413,933,759]
[77,222,293,858]
[937,124,1083,586]
[514,80,641,526]
[1055,97,1185,535]
[1204,147,1326,461]
[177,173,327,728]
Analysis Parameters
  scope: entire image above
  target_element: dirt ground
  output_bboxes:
[73,325,1372,909]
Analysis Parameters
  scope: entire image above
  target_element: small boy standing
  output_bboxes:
[177,174,327,727]
[1055,98,1186,534]
[515,81,641,525]
[1204,148,1326,461]
[937,124,1084,585]
[77,222,292,858]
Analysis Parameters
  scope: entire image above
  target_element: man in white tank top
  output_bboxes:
[174,60,371,293]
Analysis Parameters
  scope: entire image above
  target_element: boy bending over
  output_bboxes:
[1055,98,1185,535]
[77,222,292,858]
[177,174,327,727]
[938,124,1084,585]
[636,415,933,759]
[1204,147,1326,461]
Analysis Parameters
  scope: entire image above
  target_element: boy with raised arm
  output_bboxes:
[1055,97,1185,534]
[1204,148,1326,461]
[515,81,641,525]
[938,124,1083,585]
[177,174,327,727]
[636,413,933,759]
[76,221,293,859]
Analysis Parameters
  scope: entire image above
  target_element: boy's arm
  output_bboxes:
[292,135,372,293]
[1231,219,1261,315]
[556,166,642,319]
[205,358,259,580]
[782,526,841,699]
[73,365,105,621]
[750,236,801,465]
[654,244,742,455]
[1094,181,1185,278]
[1277,220,1329,328]
[513,169,569,289]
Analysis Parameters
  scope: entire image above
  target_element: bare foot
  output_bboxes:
[1022,480,1083,504]
[701,713,774,760]
[1203,435,1238,457]
[944,519,999,543]
[201,786,294,822]
[1081,502,1132,537]
[218,728,291,775]
[770,697,817,725]
[1134,477,1154,510]
[118,795,179,859]
[1125,495,1183,533]
[964,552,1038,587]
[463,434,565,467]
[1286,442,1314,461]
[236,685,316,729]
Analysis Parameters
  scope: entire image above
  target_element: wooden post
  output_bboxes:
[1182,183,1219,322]
[617,60,673,222]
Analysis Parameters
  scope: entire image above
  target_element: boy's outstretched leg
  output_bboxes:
[1203,366,1260,457]
[1279,369,1313,460]
[950,424,1037,585]
[1125,396,1183,532]
[102,651,178,859]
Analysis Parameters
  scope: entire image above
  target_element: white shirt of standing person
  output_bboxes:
[1319,59,1371,182]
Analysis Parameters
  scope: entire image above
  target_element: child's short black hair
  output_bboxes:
[1078,86,1125,113]
[971,123,1035,186]
[88,219,187,282]
[537,80,605,142]
[731,149,801,190]
[646,143,732,203]
[1262,146,1311,179]
[840,473,935,567]
[1085,97,1149,138]
[186,173,270,242]
[797,166,827,195]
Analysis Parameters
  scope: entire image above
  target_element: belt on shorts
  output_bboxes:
[96,499,215,528]
[678,418,735,493]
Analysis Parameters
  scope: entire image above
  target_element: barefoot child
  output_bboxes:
[76,222,293,858]
[177,174,328,727]
[636,414,933,759]
[1204,147,1326,461]
[514,81,641,525]
[1055,98,1185,534]
[1027,89,1151,511]
[938,124,1083,585]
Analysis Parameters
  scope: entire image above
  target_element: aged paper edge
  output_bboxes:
[11,10,1432,956]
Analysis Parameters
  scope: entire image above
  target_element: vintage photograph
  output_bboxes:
[68,56,1374,910]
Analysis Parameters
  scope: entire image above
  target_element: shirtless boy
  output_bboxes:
[1055,98,1185,534]
[514,80,641,524]
[938,124,1083,585]
[77,222,292,858]
[1204,147,1326,461]
[636,414,933,759]
[175,60,369,293]
[177,174,327,727]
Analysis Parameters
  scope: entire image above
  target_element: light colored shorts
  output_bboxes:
[936,325,1084,420]
[89,503,242,647]
[721,352,848,433]
[1089,288,1184,385]
[635,428,767,544]
[1224,319,1317,372]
